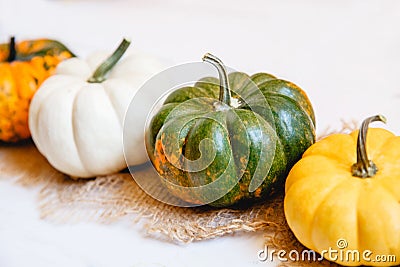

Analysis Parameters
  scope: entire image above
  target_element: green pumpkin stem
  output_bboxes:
[7,36,16,62]
[88,38,131,83]
[202,53,231,106]
[351,115,386,178]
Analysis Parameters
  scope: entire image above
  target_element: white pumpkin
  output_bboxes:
[29,39,164,178]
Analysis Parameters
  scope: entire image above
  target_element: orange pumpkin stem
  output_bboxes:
[7,36,16,62]
[351,114,386,178]
[202,53,232,107]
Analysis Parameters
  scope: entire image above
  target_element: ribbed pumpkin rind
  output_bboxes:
[147,71,315,207]
[0,39,73,142]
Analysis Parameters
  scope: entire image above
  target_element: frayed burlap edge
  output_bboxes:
[0,122,357,267]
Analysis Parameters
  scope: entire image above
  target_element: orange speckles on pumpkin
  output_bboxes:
[239,183,247,192]
[0,61,53,142]
[239,156,247,164]
[0,38,73,142]
[147,63,316,207]
[160,133,166,141]
[254,187,262,198]
[154,139,164,154]
[153,160,164,175]
[166,151,180,166]
[154,140,168,166]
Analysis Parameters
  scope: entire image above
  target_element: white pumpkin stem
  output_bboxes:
[202,53,231,106]
[351,114,386,178]
[88,38,131,83]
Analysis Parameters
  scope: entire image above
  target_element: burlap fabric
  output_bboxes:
[0,122,358,266]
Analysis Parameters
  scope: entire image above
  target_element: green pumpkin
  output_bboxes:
[146,54,316,207]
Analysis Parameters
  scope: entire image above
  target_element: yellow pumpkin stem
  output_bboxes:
[7,36,16,62]
[87,38,131,83]
[351,114,386,178]
[202,53,231,106]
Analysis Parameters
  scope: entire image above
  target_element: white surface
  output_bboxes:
[0,181,266,267]
[1,0,400,266]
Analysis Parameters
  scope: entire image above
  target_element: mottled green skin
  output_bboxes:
[0,39,76,61]
[146,72,316,207]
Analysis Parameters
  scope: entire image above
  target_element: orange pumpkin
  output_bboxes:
[0,37,74,142]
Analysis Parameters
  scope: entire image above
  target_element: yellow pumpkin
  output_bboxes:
[284,115,400,266]
[0,37,74,142]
